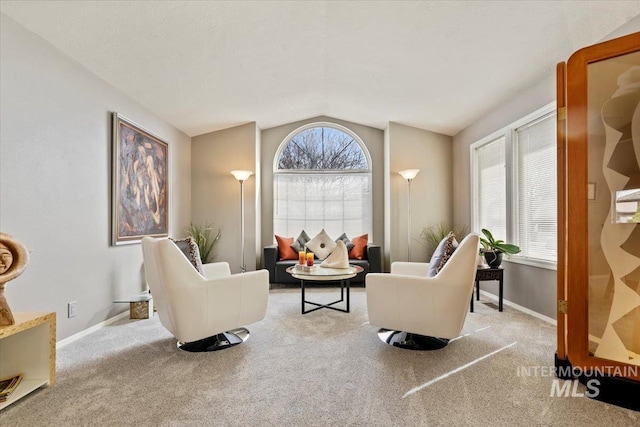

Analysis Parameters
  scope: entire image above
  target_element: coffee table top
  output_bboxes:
[286,265,363,281]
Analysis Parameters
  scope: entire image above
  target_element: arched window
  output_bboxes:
[274,124,372,240]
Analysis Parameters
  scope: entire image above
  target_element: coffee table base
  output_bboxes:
[301,279,350,314]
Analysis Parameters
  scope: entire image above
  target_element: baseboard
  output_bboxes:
[56,311,129,349]
[478,290,556,325]
[57,292,553,349]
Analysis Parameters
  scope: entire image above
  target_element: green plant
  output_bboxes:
[479,228,520,255]
[421,222,469,256]
[186,223,221,263]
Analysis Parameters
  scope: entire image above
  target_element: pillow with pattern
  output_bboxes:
[427,232,456,277]
[437,234,459,273]
[170,236,205,276]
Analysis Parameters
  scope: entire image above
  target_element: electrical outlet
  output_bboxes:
[68,301,77,318]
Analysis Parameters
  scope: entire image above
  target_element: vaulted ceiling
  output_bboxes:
[1,1,639,137]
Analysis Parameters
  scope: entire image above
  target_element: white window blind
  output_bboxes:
[274,172,372,239]
[514,112,557,262]
[476,136,507,242]
[471,104,557,268]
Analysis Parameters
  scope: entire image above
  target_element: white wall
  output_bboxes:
[452,17,640,319]
[191,123,258,273]
[386,123,453,266]
[0,13,192,340]
[453,64,558,319]
[260,116,385,260]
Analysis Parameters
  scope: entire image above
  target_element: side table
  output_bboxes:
[470,267,504,312]
[0,312,56,410]
[114,293,153,319]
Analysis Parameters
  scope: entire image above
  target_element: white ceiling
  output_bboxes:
[1,1,639,137]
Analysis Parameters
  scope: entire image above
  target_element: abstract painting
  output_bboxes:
[112,113,169,245]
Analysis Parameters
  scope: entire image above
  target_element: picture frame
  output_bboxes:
[112,113,169,245]
[588,182,596,201]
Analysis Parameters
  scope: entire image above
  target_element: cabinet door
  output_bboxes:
[563,31,640,379]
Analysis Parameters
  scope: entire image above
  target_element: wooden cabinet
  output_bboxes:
[0,312,56,410]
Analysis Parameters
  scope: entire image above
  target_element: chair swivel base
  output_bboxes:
[378,329,449,351]
[177,328,250,352]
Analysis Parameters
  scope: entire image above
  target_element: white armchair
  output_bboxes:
[141,237,269,352]
[366,233,479,350]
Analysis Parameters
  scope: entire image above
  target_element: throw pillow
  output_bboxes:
[335,233,355,252]
[275,235,298,260]
[437,234,459,273]
[170,237,205,276]
[290,230,311,253]
[348,234,368,260]
[305,229,337,259]
[428,232,455,277]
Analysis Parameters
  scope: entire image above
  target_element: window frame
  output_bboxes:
[470,102,557,270]
[273,122,372,173]
[273,122,373,241]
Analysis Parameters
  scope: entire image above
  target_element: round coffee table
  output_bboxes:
[286,265,363,314]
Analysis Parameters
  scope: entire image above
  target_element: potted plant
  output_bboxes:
[479,228,520,268]
[186,223,221,264]
[421,222,469,258]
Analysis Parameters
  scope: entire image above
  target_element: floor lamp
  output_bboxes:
[398,169,420,261]
[231,170,253,273]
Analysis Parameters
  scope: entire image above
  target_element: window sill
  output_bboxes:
[503,257,557,271]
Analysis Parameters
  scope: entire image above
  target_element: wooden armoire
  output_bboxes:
[557,31,640,410]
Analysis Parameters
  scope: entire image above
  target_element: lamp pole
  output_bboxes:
[398,169,420,261]
[231,170,253,273]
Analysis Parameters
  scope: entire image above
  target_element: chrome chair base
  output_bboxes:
[177,328,250,352]
[377,329,449,351]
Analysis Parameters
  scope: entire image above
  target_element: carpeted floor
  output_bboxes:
[1,288,638,426]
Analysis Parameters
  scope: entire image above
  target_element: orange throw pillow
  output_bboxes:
[349,234,368,260]
[275,235,298,260]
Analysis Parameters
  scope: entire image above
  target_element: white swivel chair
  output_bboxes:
[366,233,479,350]
[141,237,269,352]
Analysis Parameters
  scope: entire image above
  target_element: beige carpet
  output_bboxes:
[1,288,638,426]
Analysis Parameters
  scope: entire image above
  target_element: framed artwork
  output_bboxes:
[112,113,169,245]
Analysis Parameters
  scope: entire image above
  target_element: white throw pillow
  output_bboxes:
[305,229,337,259]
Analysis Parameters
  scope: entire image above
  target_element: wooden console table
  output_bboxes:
[470,267,504,312]
[0,312,56,410]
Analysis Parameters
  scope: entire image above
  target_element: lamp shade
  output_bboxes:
[231,170,253,181]
[398,169,420,181]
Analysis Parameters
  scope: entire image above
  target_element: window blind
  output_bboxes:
[476,136,507,242]
[514,112,557,262]
[273,172,372,240]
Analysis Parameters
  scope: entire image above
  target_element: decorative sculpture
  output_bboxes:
[320,240,350,269]
[0,233,30,326]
